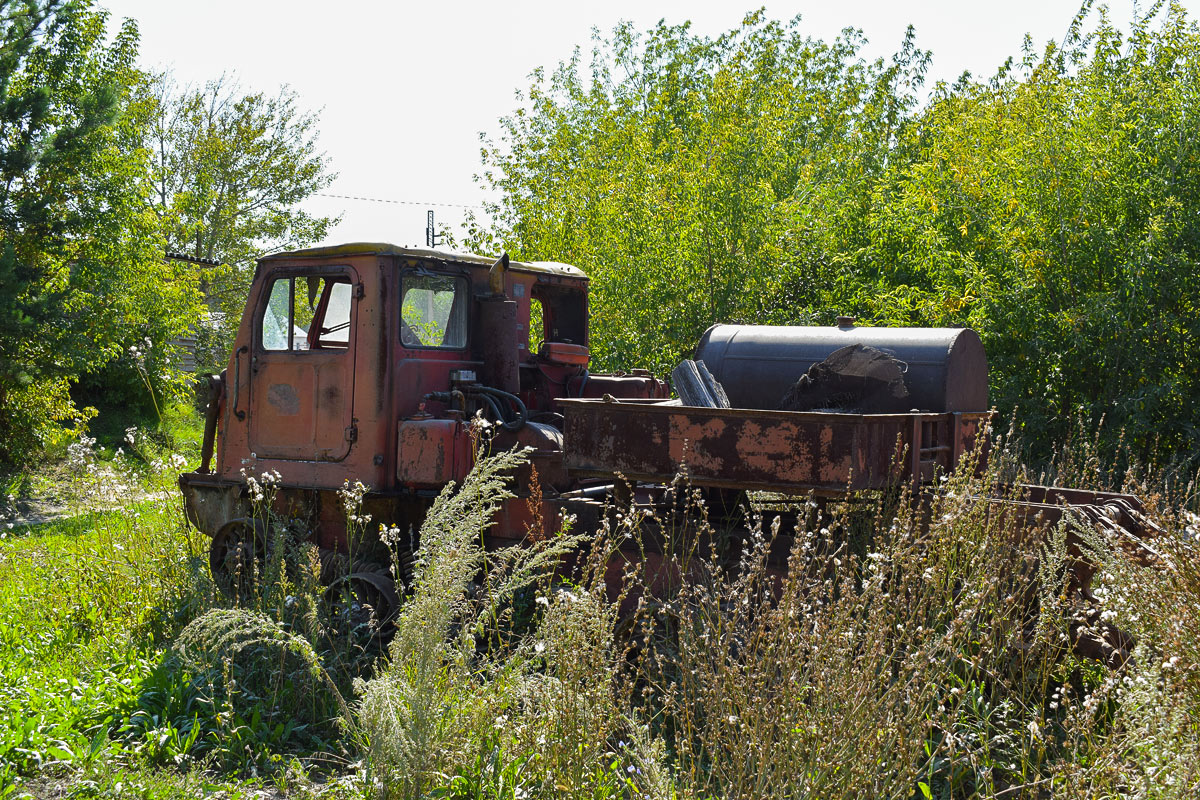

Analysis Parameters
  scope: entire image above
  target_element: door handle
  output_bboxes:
[233,346,249,420]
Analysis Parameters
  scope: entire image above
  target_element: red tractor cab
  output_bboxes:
[179,244,668,605]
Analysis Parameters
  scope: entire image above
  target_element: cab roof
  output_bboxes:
[260,242,587,280]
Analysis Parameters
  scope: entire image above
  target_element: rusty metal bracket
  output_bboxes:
[199,373,224,474]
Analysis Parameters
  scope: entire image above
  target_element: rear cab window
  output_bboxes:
[400,272,468,348]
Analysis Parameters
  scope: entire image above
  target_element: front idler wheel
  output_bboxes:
[210,517,269,602]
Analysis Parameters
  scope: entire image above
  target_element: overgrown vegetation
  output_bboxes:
[0,423,366,797]
[5,1,1200,797]
[3,434,1200,798]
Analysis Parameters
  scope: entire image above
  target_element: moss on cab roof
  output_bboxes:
[260,242,587,279]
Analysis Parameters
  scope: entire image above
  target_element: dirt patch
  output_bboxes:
[3,493,173,532]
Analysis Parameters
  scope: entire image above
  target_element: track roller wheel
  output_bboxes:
[210,517,269,601]
[324,566,401,640]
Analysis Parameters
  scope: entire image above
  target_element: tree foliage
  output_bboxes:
[480,10,929,372]
[0,1,201,465]
[139,75,337,372]
[143,74,336,266]
[859,1,1200,463]
[481,2,1200,464]
[0,4,339,466]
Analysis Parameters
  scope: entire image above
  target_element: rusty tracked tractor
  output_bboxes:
[180,244,1159,650]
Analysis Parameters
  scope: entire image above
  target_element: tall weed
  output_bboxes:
[358,443,631,798]
[361,432,1198,800]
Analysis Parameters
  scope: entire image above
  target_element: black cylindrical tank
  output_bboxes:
[694,324,988,412]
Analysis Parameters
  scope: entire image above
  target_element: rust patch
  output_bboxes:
[267,383,301,416]
[397,418,467,487]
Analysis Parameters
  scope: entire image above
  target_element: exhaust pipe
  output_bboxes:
[479,252,520,394]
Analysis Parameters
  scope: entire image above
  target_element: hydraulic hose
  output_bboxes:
[471,385,528,432]
[473,391,508,429]
[423,390,466,413]
[425,386,527,432]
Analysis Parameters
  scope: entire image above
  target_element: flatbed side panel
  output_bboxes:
[561,400,976,494]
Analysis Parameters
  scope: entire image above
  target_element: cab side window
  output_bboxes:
[318,281,352,346]
[401,273,467,348]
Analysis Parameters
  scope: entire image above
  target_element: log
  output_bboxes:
[695,360,731,408]
[671,359,731,408]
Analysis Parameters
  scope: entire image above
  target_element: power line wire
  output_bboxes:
[315,192,482,209]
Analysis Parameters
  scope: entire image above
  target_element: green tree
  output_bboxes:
[0,1,201,466]
[846,1,1200,460]
[140,74,338,372]
[479,11,928,376]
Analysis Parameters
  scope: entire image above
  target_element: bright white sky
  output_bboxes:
[101,0,1195,250]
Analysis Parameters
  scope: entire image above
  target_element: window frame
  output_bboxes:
[530,282,588,347]
[255,266,356,355]
[398,269,470,350]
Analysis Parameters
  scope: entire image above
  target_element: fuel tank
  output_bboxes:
[694,323,988,412]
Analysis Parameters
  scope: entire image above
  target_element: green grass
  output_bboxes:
[0,507,191,796]
[0,443,362,798]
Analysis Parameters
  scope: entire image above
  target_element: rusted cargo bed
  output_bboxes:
[561,398,990,494]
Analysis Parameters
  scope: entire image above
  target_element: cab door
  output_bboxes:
[248,266,359,461]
